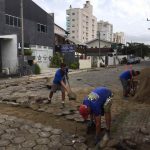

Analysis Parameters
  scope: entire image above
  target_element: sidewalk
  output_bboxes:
[29,68,88,80]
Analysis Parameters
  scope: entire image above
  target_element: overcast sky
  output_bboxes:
[32,0,150,44]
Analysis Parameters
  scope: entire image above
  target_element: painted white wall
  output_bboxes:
[79,57,91,69]
[0,34,18,73]
[31,45,53,71]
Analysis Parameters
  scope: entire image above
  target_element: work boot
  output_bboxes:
[45,97,51,104]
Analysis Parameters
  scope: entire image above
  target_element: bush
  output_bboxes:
[24,49,32,56]
[34,63,41,74]
[70,62,79,69]
[50,52,63,68]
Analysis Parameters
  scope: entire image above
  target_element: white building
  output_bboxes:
[97,20,113,42]
[113,32,125,44]
[66,1,97,44]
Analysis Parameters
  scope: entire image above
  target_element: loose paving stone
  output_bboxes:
[0,140,10,146]
[61,146,75,150]
[48,141,62,149]
[63,138,74,146]
[33,123,43,129]
[42,126,53,132]
[39,131,51,138]
[22,140,36,148]
[65,115,75,120]
[74,117,84,123]
[5,128,18,134]
[50,135,61,142]
[73,143,88,150]
[28,128,41,134]
[62,110,71,115]
[0,119,5,123]
[36,138,50,145]
[24,133,39,140]
[33,145,49,150]
[51,129,63,135]
[1,133,15,140]
[0,129,5,135]
[12,136,26,144]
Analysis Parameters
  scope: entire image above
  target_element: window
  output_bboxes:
[37,23,47,33]
[72,19,75,21]
[5,14,21,27]
[72,13,75,15]
[72,30,75,33]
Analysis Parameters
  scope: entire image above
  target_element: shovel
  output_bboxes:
[67,78,77,100]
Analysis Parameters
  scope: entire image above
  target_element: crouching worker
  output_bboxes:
[79,87,112,145]
[119,70,140,98]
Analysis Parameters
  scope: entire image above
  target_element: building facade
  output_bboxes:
[97,20,113,42]
[0,0,54,72]
[66,1,97,44]
[113,32,125,44]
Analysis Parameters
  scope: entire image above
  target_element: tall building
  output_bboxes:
[66,1,97,44]
[113,32,125,44]
[97,20,113,42]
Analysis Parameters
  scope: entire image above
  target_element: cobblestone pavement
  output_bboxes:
[0,61,149,149]
[0,113,88,150]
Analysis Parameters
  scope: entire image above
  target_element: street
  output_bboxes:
[0,61,149,149]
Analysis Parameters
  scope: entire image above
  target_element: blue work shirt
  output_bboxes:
[119,70,133,80]
[83,87,112,116]
[53,68,68,84]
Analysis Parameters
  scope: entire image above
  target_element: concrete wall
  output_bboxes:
[31,45,53,71]
[79,57,91,69]
[0,34,18,73]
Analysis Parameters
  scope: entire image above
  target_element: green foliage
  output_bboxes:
[24,49,32,56]
[50,52,63,68]
[119,42,150,58]
[69,62,79,69]
[34,63,41,74]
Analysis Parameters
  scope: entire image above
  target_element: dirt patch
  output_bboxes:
[133,68,150,104]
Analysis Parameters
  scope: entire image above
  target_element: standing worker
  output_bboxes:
[119,70,140,98]
[79,86,113,145]
[47,63,69,107]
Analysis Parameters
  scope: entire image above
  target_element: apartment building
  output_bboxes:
[113,32,125,44]
[97,20,113,42]
[0,0,54,72]
[66,1,97,44]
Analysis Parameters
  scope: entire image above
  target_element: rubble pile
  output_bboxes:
[133,68,150,104]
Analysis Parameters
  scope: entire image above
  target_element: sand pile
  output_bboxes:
[133,68,150,104]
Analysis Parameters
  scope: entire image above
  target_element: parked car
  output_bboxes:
[127,57,141,64]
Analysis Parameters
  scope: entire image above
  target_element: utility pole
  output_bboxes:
[21,0,24,57]
[98,31,101,59]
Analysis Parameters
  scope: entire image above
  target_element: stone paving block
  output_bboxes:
[39,131,51,138]
[12,136,26,144]
[48,141,62,150]
[1,133,15,140]
[73,143,88,150]
[0,140,10,146]
[36,138,50,145]
[0,119,6,124]
[33,145,49,150]
[22,140,36,148]
[42,126,53,132]
[51,129,63,135]
[50,135,61,142]
[32,123,43,129]
[61,146,75,150]
[28,128,41,134]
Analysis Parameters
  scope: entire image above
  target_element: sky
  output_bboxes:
[32,0,150,44]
